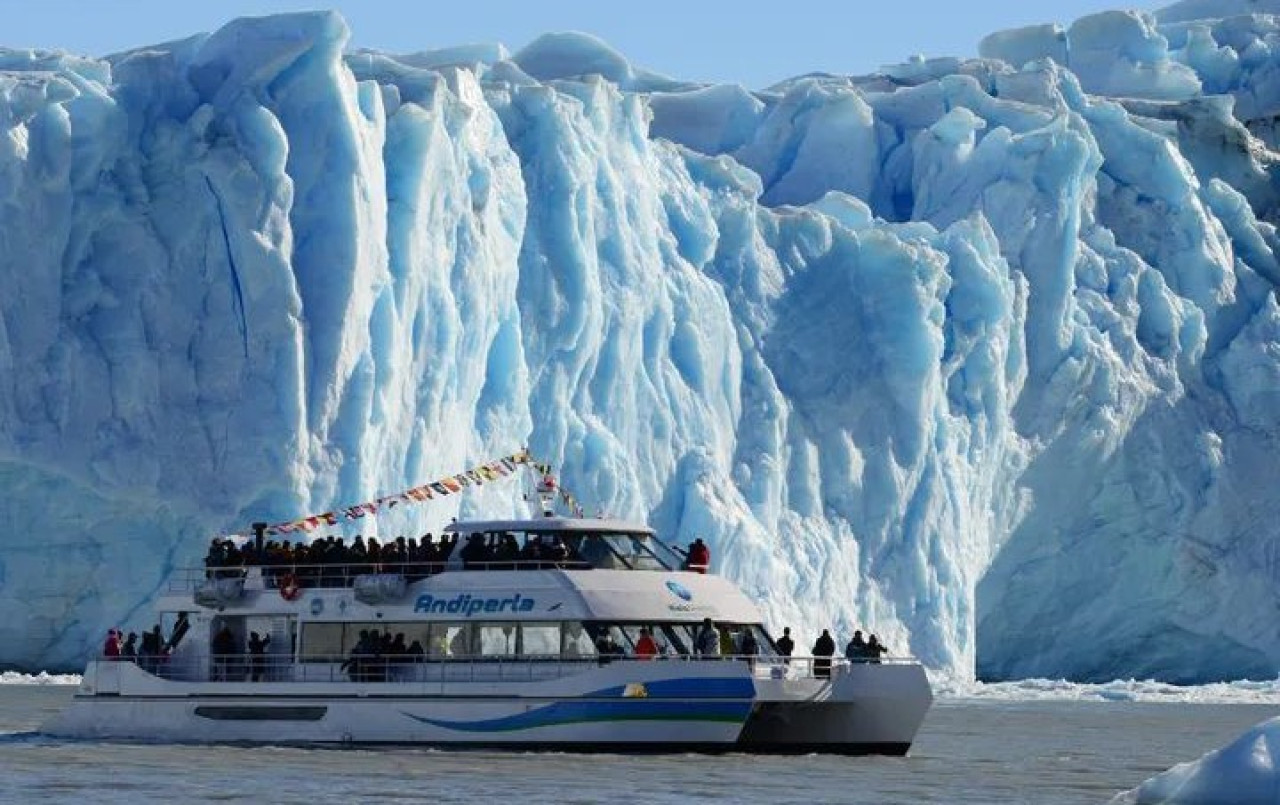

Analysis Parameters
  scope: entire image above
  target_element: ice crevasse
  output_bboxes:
[1,3,1280,683]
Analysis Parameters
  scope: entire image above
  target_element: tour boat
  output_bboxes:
[43,516,933,753]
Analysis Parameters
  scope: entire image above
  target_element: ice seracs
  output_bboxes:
[1,3,1280,689]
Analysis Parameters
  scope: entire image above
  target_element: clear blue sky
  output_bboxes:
[0,0,1162,88]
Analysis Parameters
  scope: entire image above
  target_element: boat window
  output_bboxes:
[561,622,596,658]
[580,533,679,571]
[431,623,471,657]
[575,535,628,569]
[657,624,691,655]
[383,623,432,654]
[519,623,561,657]
[631,535,683,570]
[300,623,344,661]
[616,623,676,655]
[476,623,518,657]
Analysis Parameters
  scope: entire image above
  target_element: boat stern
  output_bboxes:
[738,660,933,754]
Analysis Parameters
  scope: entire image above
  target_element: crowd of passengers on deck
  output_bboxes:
[101,616,893,682]
[203,531,597,585]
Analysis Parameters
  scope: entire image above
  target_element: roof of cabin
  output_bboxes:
[444,517,656,536]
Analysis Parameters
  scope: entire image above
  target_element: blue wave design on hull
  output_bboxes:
[402,699,752,733]
[591,676,755,699]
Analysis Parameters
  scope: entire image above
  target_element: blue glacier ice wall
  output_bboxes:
[1,5,1280,683]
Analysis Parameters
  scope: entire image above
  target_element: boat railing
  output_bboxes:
[167,559,597,594]
[100,652,919,685]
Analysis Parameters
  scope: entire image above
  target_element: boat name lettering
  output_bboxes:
[413,593,536,616]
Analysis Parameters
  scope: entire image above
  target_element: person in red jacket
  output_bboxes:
[685,539,710,574]
[634,627,659,659]
[102,629,121,659]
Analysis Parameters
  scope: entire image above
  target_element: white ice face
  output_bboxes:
[1,5,1279,685]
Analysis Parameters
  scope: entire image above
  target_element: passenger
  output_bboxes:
[775,627,794,663]
[739,628,759,663]
[388,633,408,675]
[719,627,735,656]
[137,630,155,672]
[845,630,868,663]
[203,538,222,579]
[392,536,409,575]
[519,535,544,569]
[211,625,237,681]
[866,634,887,664]
[139,625,162,673]
[460,533,490,569]
[419,535,440,576]
[102,629,121,660]
[122,632,138,662]
[634,627,659,660]
[546,537,569,568]
[247,631,271,682]
[595,632,625,665]
[494,534,520,570]
[694,618,721,657]
[685,538,710,574]
[342,630,373,682]
[407,640,425,662]
[812,629,836,679]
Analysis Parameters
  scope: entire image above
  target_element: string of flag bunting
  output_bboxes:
[257,448,585,537]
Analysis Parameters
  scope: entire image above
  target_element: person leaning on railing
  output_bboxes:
[866,634,887,664]
[811,629,836,678]
[774,627,794,663]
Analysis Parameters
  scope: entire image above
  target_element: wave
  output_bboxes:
[934,676,1280,704]
[0,671,80,686]
[6,669,1280,703]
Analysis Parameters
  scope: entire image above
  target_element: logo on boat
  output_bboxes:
[414,593,536,617]
[665,580,693,602]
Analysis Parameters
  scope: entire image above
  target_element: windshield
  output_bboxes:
[570,532,682,570]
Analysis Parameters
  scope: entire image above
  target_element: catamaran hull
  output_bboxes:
[740,662,933,754]
[42,660,932,753]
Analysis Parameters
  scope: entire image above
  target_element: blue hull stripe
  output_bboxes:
[402,699,752,733]
[589,677,755,699]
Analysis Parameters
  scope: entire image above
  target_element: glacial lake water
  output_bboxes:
[0,684,1272,804]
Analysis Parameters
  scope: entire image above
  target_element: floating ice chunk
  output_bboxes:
[1110,715,1280,804]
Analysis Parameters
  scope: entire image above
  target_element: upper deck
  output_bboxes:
[171,516,740,624]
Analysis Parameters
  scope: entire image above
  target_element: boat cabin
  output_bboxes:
[141,518,779,685]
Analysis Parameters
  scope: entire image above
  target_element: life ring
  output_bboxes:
[279,574,302,601]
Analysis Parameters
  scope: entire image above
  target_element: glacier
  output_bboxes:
[2,3,1280,684]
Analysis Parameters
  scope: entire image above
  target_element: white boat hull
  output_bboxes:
[44,659,932,753]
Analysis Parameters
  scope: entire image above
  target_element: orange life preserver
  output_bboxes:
[279,574,302,601]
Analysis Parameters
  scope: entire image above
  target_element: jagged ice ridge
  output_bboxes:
[1,1,1280,683]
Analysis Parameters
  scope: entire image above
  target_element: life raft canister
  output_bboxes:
[279,574,303,601]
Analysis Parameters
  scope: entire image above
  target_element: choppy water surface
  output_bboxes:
[0,685,1272,804]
